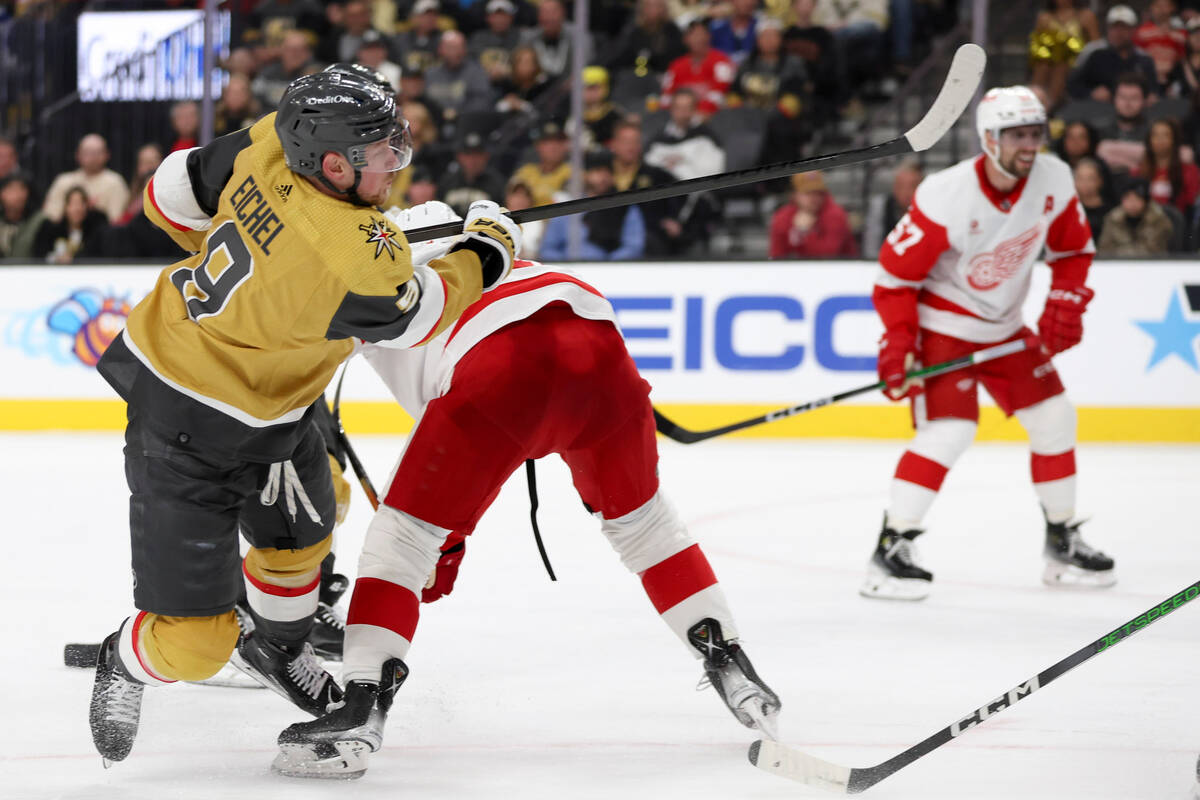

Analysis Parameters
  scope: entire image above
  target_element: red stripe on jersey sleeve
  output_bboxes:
[1045,195,1094,282]
[145,176,194,232]
[879,200,950,282]
[873,284,920,338]
[346,577,421,641]
[640,544,718,614]
[415,273,451,347]
[447,271,604,342]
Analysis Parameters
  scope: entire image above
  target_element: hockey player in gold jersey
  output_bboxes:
[88,70,522,766]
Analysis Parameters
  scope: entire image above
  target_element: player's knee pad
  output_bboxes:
[910,417,977,467]
[357,504,449,594]
[1016,394,1076,454]
[600,490,694,575]
[138,611,241,682]
[244,532,333,588]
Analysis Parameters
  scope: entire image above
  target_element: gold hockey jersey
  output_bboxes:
[118,114,482,432]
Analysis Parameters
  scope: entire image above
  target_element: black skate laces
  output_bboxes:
[287,643,331,699]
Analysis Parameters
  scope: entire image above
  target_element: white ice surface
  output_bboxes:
[3,433,1198,800]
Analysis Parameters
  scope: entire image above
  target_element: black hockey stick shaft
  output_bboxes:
[654,336,1035,444]
[749,578,1200,793]
[399,43,984,242]
[332,365,380,511]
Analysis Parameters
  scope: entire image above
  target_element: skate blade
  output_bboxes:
[272,741,370,779]
[741,700,781,741]
[859,572,931,601]
[1042,561,1116,589]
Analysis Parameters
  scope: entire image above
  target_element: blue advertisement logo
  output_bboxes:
[1134,285,1200,372]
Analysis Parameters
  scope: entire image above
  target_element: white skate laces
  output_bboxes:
[287,643,331,699]
[101,676,143,726]
[261,460,323,524]
[317,602,346,631]
[885,535,920,567]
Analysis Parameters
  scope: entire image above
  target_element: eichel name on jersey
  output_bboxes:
[98,113,484,461]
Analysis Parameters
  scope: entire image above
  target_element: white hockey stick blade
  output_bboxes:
[750,739,851,793]
[902,43,986,152]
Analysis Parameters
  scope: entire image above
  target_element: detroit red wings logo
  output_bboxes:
[966,224,1043,290]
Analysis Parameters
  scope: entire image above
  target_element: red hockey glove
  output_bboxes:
[1037,284,1094,355]
[877,330,922,401]
[421,539,466,603]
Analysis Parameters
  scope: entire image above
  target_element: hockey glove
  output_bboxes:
[878,331,923,401]
[1037,283,1094,355]
[384,200,461,265]
[448,200,522,291]
[421,538,466,603]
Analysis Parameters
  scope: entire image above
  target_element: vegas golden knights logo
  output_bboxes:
[360,218,401,260]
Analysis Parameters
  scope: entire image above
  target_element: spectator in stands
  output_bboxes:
[1135,117,1200,212]
[520,0,590,79]
[0,174,42,259]
[861,159,921,256]
[576,66,627,147]
[42,134,129,224]
[166,101,200,153]
[243,0,327,63]
[1066,5,1156,101]
[223,47,258,80]
[710,0,760,66]
[471,0,522,82]
[321,0,385,64]
[1097,175,1174,255]
[117,143,163,225]
[33,186,109,263]
[395,0,443,75]
[495,45,568,120]
[609,118,687,255]
[730,17,810,162]
[1073,156,1114,241]
[405,165,440,207]
[425,30,497,120]
[813,0,887,98]
[1055,119,1115,202]
[405,100,453,176]
[511,118,573,206]
[252,29,316,109]
[401,69,446,130]
[1029,0,1100,110]
[768,170,857,258]
[541,148,646,260]
[356,31,403,92]
[1097,73,1152,173]
[504,177,547,257]
[662,18,737,117]
[438,128,508,216]
[645,87,726,179]
[608,0,686,75]
[213,74,264,137]
[1135,0,1186,91]
[0,137,19,182]
[783,0,841,116]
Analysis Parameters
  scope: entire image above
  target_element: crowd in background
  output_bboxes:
[2,1,1199,261]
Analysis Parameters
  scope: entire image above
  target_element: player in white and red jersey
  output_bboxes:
[860,86,1116,601]
[269,201,781,779]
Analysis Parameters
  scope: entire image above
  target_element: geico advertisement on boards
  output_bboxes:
[0,262,1198,407]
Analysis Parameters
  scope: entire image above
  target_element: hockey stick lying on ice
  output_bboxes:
[750,578,1200,794]
[398,43,986,243]
[653,336,1036,445]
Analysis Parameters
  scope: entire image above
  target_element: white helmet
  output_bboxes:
[975,86,1046,177]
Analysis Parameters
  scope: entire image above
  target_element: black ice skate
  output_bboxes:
[273,658,409,779]
[88,630,144,766]
[309,573,349,661]
[860,514,933,601]
[687,619,781,740]
[229,632,343,716]
[1043,516,1116,588]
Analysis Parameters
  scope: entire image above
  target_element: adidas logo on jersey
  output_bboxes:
[274,184,293,202]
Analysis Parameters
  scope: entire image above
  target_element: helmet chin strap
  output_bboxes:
[983,130,1019,181]
[316,168,373,207]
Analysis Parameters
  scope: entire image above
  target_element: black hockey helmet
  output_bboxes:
[323,62,394,96]
[275,71,411,203]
